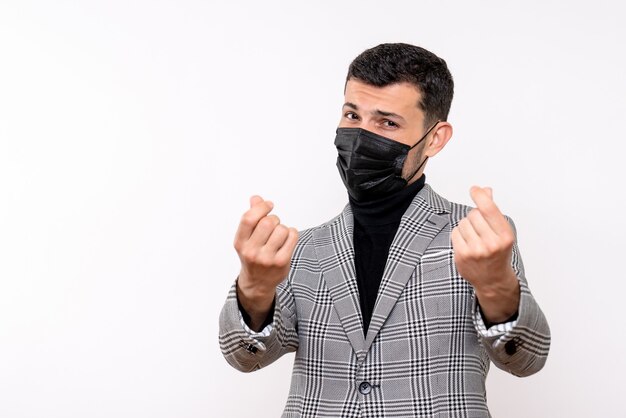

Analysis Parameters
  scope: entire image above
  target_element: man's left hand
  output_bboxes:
[451,186,520,323]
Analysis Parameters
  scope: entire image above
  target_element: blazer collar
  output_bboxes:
[313,184,451,360]
[364,184,450,351]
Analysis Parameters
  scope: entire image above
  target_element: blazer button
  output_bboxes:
[359,382,372,395]
[504,339,517,355]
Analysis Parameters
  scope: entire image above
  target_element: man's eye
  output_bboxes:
[345,112,359,120]
[383,120,398,128]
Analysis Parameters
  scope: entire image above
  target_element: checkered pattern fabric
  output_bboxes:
[219,184,550,417]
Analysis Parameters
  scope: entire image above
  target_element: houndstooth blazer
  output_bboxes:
[219,184,550,417]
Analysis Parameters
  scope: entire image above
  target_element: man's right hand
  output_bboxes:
[233,195,299,331]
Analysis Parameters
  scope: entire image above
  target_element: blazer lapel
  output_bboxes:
[364,185,451,352]
[312,205,367,360]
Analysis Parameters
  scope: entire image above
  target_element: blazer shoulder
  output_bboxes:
[420,184,470,226]
[294,209,345,248]
[448,201,472,225]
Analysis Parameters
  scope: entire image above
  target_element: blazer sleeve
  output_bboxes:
[472,217,551,377]
[218,278,299,373]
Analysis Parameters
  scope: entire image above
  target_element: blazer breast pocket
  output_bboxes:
[419,249,455,274]
[412,249,474,320]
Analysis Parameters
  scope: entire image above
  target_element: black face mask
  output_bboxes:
[335,122,439,201]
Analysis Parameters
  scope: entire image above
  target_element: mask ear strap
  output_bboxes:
[404,120,440,182]
[404,156,428,183]
[409,120,441,150]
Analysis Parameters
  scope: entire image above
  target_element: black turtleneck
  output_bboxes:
[349,175,426,335]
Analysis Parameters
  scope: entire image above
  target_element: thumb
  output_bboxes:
[249,195,264,208]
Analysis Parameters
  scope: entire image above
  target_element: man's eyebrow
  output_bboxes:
[342,102,407,122]
[374,109,406,122]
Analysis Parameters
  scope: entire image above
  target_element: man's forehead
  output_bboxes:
[344,79,423,114]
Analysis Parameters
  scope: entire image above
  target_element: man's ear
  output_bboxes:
[424,122,453,158]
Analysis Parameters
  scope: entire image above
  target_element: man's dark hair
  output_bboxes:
[347,43,454,128]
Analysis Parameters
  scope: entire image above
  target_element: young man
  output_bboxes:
[219,43,550,417]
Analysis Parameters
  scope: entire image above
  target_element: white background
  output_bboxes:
[1,1,625,417]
